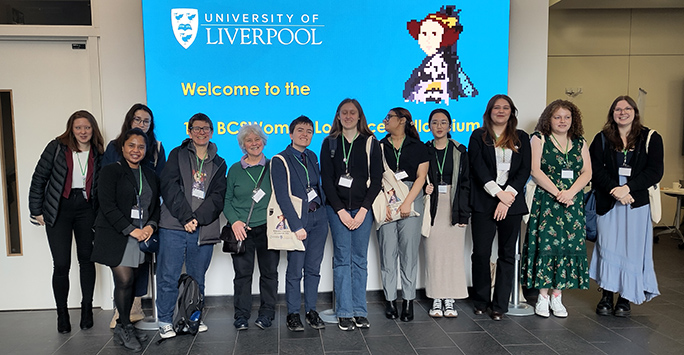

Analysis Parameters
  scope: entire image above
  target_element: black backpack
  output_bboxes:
[172,274,204,335]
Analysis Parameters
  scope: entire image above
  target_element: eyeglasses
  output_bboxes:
[190,126,212,133]
[133,117,151,126]
[614,107,633,114]
[383,114,399,123]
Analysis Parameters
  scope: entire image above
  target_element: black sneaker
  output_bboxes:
[233,317,248,330]
[353,316,370,329]
[286,313,304,332]
[305,310,325,329]
[254,315,272,329]
[337,317,356,331]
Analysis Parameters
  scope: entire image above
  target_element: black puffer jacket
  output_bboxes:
[29,139,101,226]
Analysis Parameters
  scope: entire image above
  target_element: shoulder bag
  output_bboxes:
[371,143,419,228]
[646,130,661,224]
[266,155,305,251]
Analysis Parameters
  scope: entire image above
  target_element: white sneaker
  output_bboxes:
[443,299,458,318]
[535,295,550,318]
[159,324,176,339]
[550,294,568,318]
[429,299,443,317]
[198,321,208,332]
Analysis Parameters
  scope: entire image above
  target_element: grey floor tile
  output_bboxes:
[365,335,416,355]
[447,332,509,355]
[532,329,605,355]
[143,334,195,355]
[590,339,653,355]
[280,337,324,355]
[509,314,567,331]
[360,312,404,337]
[234,325,279,354]
[52,334,116,355]
[549,315,626,343]
[631,315,684,342]
[415,347,465,355]
[431,315,485,333]
[476,318,540,345]
[611,327,684,355]
[398,322,454,349]
[505,343,559,355]
[321,326,368,352]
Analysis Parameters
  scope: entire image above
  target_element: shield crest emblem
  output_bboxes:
[171,8,198,49]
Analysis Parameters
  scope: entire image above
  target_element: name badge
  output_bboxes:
[82,190,88,200]
[192,188,205,199]
[618,166,632,177]
[130,206,142,219]
[307,187,318,202]
[438,183,448,194]
[561,169,574,180]
[252,188,265,203]
[394,170,408,181]
[497,162,511,171]
[338,174,353,188]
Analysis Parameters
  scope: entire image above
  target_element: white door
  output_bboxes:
[0,39,104,310]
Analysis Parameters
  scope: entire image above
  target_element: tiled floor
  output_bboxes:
[2,235,684,355]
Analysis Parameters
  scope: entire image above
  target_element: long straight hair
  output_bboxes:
[602,95,643,150]
[56,110,105,154]
[329,98,374,138]
[389,107,420,140]
[481,94,520,152]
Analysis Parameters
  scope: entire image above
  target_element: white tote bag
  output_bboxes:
[266,155,305,251]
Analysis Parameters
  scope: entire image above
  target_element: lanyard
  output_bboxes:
[245,165,266,189]
[389,136,405,171]
[294,151,311,188]
[136,166,142,196]
[550,134,570,167]
[435,146,448,183]
[195,153,206,175]
[622,149,629,166]
[76,151,88,178]
[342,132,358,174]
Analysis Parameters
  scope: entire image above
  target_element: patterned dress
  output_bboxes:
[521,132,590,290]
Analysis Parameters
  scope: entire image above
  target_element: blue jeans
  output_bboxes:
[156,228,214,325]
[286,207,328,314]
[327,206,373,318]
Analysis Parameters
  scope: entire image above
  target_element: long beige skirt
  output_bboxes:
[423,186,468,299]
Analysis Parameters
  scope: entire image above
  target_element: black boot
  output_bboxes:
[596,289,614,316]
[80,302,93,330]
[57,306,71,333]
[113,323,142,352]
[384,300,398,319]
[614,296,631,317]
[400,300,414,322]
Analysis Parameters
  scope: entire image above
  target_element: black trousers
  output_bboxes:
[45,190,96,307]
[470,212,522,313]
[231,224,280,320]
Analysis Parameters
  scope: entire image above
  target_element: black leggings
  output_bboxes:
[45,191,96,307]
[111,265,141,326]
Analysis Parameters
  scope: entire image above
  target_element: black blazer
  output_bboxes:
[426,139,471,225]
[468,127,531,215]
[91,160,160,267]
[589,127,663,216]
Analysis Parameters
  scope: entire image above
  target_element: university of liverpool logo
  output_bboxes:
[171,8,198,49]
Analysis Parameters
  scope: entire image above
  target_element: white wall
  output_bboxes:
[0,0,549,310]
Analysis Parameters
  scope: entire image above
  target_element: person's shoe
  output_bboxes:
[443,299,458,318]
[286,313,304,332]
[473,308,486,315]
[353,316,371,328]
[134,327,149,342]
[596,289,614,316]
[614,296,631,317]
[305,310,325,329]
[490,311,503,321]
[337,317,356,331]
[233,317,248,330]
[550,293,568,318]
[198,321,208,332]
[159,324,177,339]
[384,300,398,319]
[400,300,414,322]
[57,306,71,334]
[130,297,145,323]
[255,315,272,329]
[80,302,94,330]
[116,324,142,352]
[429,299,443,318]
[535,294,550,318]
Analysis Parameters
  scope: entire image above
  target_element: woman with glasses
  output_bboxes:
[29,110,105,333]
[377,107,429,322]
[468,94,530,321]
[589,96,662,317]
[102,103,166,327]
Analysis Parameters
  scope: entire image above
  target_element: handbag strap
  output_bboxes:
[244,160,270,228]
[646,129,655,154]
[366,136,374,188]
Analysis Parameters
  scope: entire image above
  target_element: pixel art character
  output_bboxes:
[404,6,478,105]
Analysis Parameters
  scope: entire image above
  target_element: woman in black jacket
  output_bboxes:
[91,128,160,351]
[468,95,531,321]
[28,110,105,333]
[589,95,663,317]
[423,108,470,318]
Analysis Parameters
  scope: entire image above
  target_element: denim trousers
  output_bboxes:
[327,206,373,318]
[286,207,328,314]
[156,228,214,325]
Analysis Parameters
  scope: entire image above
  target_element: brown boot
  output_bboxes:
[130,297,145,323]
[109,308,119,329]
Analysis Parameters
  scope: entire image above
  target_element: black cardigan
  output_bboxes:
[426,139,471,225]
[91,160,160,267]
[589,127,663,216]
[468,127,531,215]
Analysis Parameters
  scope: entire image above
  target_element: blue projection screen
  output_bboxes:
[141,1,510,162]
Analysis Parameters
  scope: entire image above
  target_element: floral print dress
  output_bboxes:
[521,132,589,290]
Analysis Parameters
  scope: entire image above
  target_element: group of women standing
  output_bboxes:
[28,93,663,350]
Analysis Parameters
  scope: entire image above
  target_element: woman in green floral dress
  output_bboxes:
[522,100,592,318]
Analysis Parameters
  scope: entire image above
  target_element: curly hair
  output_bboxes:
[534,99,584,140]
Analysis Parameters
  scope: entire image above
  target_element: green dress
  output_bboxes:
[521,132,589,290]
